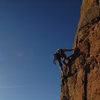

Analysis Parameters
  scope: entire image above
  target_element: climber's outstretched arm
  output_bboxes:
[63,49,74,52]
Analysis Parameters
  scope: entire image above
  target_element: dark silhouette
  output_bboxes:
[53,49,73,72]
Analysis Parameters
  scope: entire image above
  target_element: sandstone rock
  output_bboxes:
[60,0,100,100]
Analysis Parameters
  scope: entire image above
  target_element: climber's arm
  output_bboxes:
[63,49,74,52]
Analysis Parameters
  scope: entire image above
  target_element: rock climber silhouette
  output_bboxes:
[53,49,73,72]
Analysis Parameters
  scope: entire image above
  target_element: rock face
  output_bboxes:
[60,0,100,100]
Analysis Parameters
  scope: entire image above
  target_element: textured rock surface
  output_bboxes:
[60,0,100,100]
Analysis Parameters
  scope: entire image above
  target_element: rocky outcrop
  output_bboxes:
[60,0,100,100]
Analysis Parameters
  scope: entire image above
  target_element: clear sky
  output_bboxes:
[0,0,82,100]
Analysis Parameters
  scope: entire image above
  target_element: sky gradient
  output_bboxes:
[0,0,82,100]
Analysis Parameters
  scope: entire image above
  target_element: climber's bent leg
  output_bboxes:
[62,54,67,65]
[58,60,63,72]
[59,65,63,73]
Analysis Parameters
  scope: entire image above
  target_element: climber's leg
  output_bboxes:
[62,54,67,64]
[58,59,63,72]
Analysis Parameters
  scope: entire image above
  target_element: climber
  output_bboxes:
[53,49,73,72]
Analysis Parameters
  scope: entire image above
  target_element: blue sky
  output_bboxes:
[0,0,82,100]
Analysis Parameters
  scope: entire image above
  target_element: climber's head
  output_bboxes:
[56,49,61,53]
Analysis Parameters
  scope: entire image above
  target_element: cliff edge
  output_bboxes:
[60,0,100,100]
